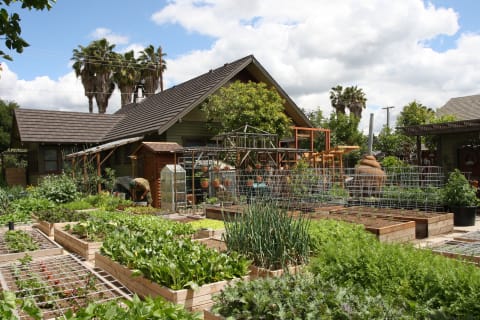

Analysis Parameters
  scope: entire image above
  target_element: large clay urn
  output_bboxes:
[353,155,386,197]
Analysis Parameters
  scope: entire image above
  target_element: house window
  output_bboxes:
[44,149,59,172]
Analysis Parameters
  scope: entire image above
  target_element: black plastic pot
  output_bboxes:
[451,206,477,226]
[8,221,14,230]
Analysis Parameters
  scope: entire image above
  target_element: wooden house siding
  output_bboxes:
[166,121,212,146]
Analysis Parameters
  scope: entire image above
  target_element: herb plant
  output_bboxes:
[223,203,310,270]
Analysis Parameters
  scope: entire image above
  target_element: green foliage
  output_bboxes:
[10,196,54,216]
[102,167,116,192]
[0,291,41,320]
[4,230,39,252]
[374,127,414,158]
[0,100,19,152]
[187,218,225,231]
[0,187,9,214]
[308,219,480,318]
[212,272,414,319]
[381,155,409,170]
[325,112,366,153]
[223,203,310,270]
[396,100,435,127]
[101,227,250,290]
[63,295,201,320]
[36,174,78,204]
[0,0,55,61]
[84,193,133,211]
[60,199,93,211]
[34,206,90,223]
[442,169,479,207]
[201,80,292,138]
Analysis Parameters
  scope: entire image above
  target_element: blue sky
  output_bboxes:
[1,0,480,133]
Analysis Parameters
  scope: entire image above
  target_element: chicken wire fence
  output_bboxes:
[181,165,446,212]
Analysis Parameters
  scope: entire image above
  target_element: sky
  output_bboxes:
[1,0,480,134]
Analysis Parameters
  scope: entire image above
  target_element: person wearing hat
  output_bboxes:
[129,177,152,206]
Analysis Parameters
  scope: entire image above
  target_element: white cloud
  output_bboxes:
[0,63,120,114]
[90,28,129,45]
[3,0,480,136]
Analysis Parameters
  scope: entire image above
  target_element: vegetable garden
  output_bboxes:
[0,170,480,319]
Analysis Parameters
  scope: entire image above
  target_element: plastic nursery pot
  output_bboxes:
[8,221,14,230]
[451,206,477,227]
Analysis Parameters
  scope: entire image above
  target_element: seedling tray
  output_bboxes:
[0,254,132,319]
[431,240,480,264]
[0,227,63,262]
[454,231,480,243]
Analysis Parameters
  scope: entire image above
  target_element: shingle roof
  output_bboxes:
[14,109,125,143]
[104,54,311,141]
[14,55,311,146]
[436,94,480,120]
[132,142,184,154]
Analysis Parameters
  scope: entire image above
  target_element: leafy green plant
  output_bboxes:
[187,218,225,231]
[63,295,201,320]
[0,291,41,320]
[61,199,93,211]
[36,174,79,204]
[212,272,417,319]
[34,206,90,223]
[442,169,479,207]
[308,219,480,318]
[84,193,133,211]
[101,227,250,290]
[4,230,39,252]
[223,203,310,270]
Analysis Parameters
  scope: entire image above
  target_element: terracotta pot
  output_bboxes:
[256,175,263,183]
[246,179,254,187]
[255,163,262,169]
[212,179,221,188]
[201,180,209,189]
[224,179,232,187]
[246,165,253,173]
[201,166,209,173]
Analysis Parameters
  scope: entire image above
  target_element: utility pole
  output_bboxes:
[382,106,394,129]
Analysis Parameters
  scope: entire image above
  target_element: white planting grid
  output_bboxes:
[0,254,132,319]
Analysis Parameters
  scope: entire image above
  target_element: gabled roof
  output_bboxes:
[104,54,311,141]
[14,109,125,143]
[436,94,480,120]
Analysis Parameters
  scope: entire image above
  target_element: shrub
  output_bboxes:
[36,174,78,204]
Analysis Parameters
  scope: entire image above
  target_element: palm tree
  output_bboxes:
[72,45,96,113]
[329,85,367,118]
[112,50,140,107]
[138,45,167,96]
[72,38,116,113]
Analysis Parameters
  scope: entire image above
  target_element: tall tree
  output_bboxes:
[72,38,116,113]
[138,45,167,96]
[396,100,435,127]
[0,0,55,61]
[329,85,367,118]
[0,99,18,152]
[201,80,292,138]
[72,44,96,113]
[112,50,140,107]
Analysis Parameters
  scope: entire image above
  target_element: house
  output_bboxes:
[400,94,480,179]
[10,54,312,188]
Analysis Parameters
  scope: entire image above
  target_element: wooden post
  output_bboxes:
[97,153,101,193]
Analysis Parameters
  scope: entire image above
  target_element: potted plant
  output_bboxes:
[212,178,221,189]
[442,169,478,226]
[201,178,210,189]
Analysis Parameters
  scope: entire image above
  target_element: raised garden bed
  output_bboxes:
[249,264,303,279]
[0,227,63,262]
[95,252,247,311]
[54,225,102,261]
[196,238,227,252]
[0,254,131,319]
[333,206,454,238]
[311,213,416,243]
[431,240,480,264]
[454,231,480,243]
[205,205,245,220]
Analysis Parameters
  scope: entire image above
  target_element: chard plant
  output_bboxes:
[223,202,311,270]
[101,227,250,290]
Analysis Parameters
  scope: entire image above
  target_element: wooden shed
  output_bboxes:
[130,142,184,208]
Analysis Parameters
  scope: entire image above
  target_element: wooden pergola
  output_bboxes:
[65,136,143,192]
